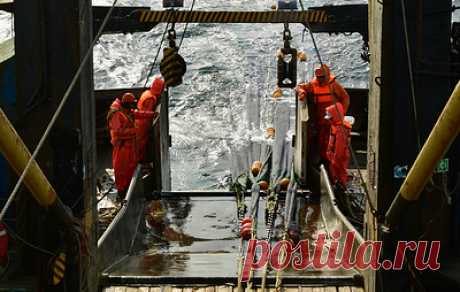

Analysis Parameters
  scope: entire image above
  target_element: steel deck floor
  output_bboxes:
[101,196,363,289]
[103,285,364,292]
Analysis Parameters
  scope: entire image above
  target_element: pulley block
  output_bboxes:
[277,47,298,88]
[277,24,297,88]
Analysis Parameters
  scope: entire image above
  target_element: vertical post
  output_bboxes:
[15,0,96,289]
[79,1,98,291]
[160,90,171,191]
[151,104,163,191]
[367,0,387,291]
[368,1,454,292]
[293,99,308,185]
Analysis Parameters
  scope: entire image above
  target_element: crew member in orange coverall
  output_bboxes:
[107,93,156,201]
[296,64,350,163]
[136,76,165,162]
[325,103,351,188]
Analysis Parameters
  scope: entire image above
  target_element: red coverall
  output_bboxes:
[325,103,351,188]
[0,223,8,266]
[296,64,350,161]
[136,77,165,161]
[107,99,155,194]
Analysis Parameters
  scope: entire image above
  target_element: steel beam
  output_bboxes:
[160,91,171,191]
[92,4,367,38]
[0,0,13,13]
[136,10,328,24]
[93,6,156,34]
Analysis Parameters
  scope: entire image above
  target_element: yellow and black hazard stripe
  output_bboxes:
[50,253,66,286]
[138,10,328,24]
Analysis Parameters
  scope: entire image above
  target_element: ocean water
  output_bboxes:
[93,0,369,190]
[1,0,369,190]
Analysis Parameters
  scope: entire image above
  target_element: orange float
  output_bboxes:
[251,160,262,176]
[258,180,269,190]
[266,127,275,139]
[279,178,290,190]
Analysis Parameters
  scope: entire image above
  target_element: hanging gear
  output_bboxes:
[284,183,300,243]
[160,25,187,88]
[232,174,248,220]
[264,186,278,228]
[261,184,280,292]
[277,23,297,88]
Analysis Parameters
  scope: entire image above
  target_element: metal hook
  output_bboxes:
[168,24,177,48]
[302,27,307,42]
[283,23,292,48]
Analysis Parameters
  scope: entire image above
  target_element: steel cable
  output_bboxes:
[3,221,56,257]
[178,0,196,50]
[142,22,170,88]
[142,0,196,88]
[400,0,422,151]
[298,0,378,217]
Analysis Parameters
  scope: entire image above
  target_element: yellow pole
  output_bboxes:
[0,108,57,208]
[386,81,460,226]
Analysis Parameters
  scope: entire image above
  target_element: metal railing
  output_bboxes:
[97,165,145,272]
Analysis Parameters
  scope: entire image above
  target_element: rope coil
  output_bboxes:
[160,46,187,87]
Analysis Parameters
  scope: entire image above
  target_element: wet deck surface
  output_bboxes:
[103,285,364,292]
[103,195,361,285]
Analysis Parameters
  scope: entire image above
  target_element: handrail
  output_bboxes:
[319,164,365,287]
[151,104,161,127]
[320,164,365,245]
[97,164,145,272]
[97,164,141,247]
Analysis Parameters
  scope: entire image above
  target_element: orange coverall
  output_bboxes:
[108,99,155,194]
[325,103,351,188]
[296,65,350,162]
[136,78,165,162]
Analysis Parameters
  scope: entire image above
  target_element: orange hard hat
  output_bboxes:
[314,64,331,78]
[122,92,136,103]
[150,76,165,97]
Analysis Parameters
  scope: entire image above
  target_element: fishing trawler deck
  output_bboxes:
[98,163,366,291]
